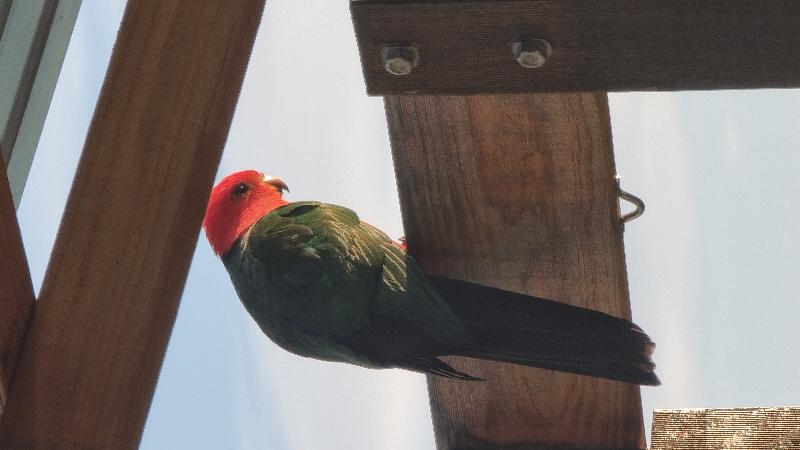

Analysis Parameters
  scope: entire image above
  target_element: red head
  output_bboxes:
[204,170,289,256]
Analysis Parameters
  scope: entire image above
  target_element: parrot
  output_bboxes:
[203,170,660,385]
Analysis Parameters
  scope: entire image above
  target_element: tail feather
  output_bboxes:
[428,276,660,386]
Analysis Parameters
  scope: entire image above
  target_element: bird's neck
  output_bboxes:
[208,197,289,256]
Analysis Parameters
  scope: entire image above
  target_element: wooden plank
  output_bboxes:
[0,0,58,163]
[0,0,82,208]
[352,1,800,95]
[651,407,800,449]
[0,0,13,35]
[0,149,35,415]
[0,0,266,448]
[386,94,645,449]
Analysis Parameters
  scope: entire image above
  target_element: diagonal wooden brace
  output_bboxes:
[0,150,35,415]
[0,0,267,448]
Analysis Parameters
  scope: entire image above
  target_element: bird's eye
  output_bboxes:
[232,183,251,198]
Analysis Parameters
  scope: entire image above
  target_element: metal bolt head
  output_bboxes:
[512,37,552,69]
[382,45,419,76]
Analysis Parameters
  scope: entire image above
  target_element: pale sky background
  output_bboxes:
[15,1,800,449]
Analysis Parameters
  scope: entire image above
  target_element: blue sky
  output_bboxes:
[16,1,800,449]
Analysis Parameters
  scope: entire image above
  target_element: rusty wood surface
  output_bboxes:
[651,407,800,449]
[386,94,645,449]
[353,0,800,95]
[0,0,266,448]
[0,151,35,415]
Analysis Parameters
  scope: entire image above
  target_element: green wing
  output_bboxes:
[223,201,472,376]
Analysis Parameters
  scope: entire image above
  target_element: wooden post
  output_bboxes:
[0,0,266,448]
[386,94,645,449]
[0,150,35,414]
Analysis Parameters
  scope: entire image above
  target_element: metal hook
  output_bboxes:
[616,176,645,227]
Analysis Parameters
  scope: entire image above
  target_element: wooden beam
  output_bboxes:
[352,1,800,95]
[0,0,82,208]
[651,407,800,449]
[0,1,12,33]
[386,94,645,449]
[0,149,35,415]
[0,0,266,448]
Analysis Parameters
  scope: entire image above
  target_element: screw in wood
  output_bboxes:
[512,37,552,68]
[381,45,419,76]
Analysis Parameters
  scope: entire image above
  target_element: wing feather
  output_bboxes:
[222,201,470,372]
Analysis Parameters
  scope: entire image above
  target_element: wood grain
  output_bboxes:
[651,407,800,449]
[352,1,800,95]
[0,0,266,448]
[0,151,35,415]
[386,94,645,449]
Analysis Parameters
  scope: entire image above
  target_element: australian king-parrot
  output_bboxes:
[203,170,659,385]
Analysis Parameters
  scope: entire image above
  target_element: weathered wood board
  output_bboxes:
[651,407,800,449]
[353,1,800,95]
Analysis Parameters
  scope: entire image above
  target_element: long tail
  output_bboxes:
[429,276,660,386]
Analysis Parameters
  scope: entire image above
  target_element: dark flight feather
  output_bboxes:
[428,276,660,386]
